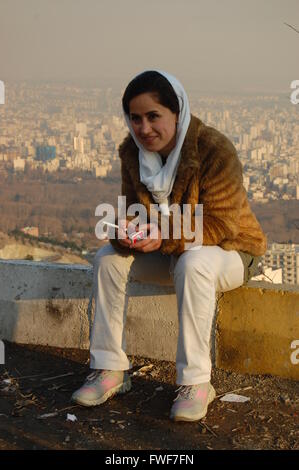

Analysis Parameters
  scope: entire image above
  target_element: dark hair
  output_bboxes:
[122,71,180,116]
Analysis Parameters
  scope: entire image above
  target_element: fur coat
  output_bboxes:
[111,114,267,259]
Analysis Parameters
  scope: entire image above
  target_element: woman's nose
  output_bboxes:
[140,119,151,134]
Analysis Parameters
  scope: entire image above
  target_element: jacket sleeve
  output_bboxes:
[160,143,244,256]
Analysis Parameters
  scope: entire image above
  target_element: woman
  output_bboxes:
[72,70,267,422]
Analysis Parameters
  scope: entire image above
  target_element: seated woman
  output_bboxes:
[72,70,267,422]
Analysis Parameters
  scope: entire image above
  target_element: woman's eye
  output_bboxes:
[131,114,159,123]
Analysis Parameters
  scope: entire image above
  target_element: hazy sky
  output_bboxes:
[0,0,298,92]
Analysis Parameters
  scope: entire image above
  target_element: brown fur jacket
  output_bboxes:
[111,114,267,258]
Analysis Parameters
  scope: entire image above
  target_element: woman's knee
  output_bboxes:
[93,244,120,271]
[93,243,132,280]
[174,250,216,283]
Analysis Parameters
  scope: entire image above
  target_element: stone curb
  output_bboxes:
[0,259,298,380]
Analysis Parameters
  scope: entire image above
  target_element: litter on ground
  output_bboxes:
[220,393,250,403]
[66,413,77,422]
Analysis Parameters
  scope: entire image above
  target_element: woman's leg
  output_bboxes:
[72,243,172,406]
[173,246,244,385]
[90,243,172,371]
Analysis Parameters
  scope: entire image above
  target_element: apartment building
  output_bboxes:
[262,243,299,285]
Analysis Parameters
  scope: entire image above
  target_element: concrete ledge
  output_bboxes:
[0,260,92,349]
[216,281,299,380]
[0,259,298,380]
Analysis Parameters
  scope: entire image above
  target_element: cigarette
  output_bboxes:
[101,221,127,232]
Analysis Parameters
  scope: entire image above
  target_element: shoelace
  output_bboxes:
[86,370,108,382]
[173,385,198,402]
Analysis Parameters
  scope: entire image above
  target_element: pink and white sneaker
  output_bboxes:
[170,382,216,422]
[71,370,131,407]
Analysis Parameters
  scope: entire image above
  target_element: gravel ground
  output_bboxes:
[0,341,298,450]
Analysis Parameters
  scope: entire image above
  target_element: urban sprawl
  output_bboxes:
[0,82,298,284]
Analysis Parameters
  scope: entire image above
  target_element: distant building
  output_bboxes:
[76,122,87,137]
[262,243,299,285]
[94,166,109,178]
[268,120,275,133]
[74,136,85,154]
[252,190,265,201]
[243,175,250,191]
[250,126,258,139]
[21,226,39,237]
[35,146,56,161]
[13,158,25,171]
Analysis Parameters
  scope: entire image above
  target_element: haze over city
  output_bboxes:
[0,0,298,285]
[0,0,298,92]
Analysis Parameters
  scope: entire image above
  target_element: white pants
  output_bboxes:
[90,244,244,385]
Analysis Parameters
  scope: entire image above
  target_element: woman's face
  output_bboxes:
[129,92,178,157]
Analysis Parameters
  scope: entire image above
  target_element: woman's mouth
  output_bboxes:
[142,136,157,143]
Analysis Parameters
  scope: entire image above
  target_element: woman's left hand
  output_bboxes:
[129,223,162,253]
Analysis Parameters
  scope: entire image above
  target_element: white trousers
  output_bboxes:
[90,243,244,385]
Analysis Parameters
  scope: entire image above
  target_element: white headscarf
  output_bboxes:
[123,70,191,215]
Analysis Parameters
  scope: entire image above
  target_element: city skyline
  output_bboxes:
[0,0,298,93]
[0,81,298,283]
[0,81,298,202]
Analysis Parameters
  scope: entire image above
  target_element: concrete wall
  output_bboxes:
[0,260,92,349]
[0,259,298,380]
[216,281,299,380]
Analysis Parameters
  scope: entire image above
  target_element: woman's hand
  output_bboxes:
[116,221,162,253]
[129,223,162,253]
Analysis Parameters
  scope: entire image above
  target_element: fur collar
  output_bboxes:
[119,114,205,206]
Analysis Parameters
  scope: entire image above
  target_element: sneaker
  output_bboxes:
[71,369,131,407]
[170,382,216,422]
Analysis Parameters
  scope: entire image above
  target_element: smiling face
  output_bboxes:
[129,92,178,157]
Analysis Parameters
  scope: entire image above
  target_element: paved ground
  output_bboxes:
[0,341,298,450]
